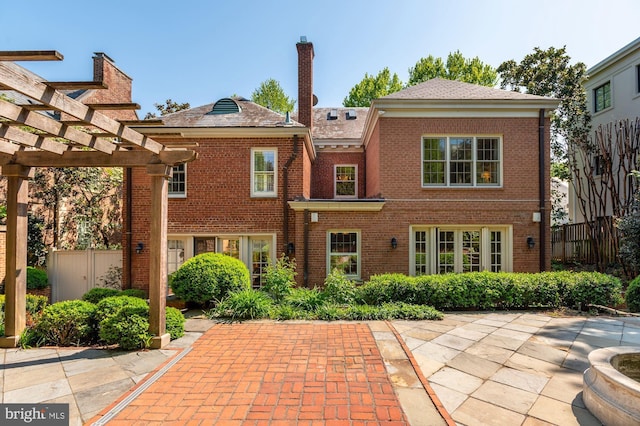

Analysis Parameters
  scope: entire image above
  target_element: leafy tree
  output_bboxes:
[407,51,497,87]
[251,78,295,114]
[27,213,47,266]
[144,99,190,119]
[343,68,403,107]
[497,46,590,161]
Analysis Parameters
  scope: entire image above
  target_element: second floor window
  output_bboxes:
[251,148,277,197]
[335,165,357,198]
[422,136,501,187]
[169,164,186,197]
[594,81,611,112]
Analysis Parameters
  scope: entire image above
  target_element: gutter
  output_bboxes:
[125,167,132,289]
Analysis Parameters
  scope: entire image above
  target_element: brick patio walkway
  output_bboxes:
[105,322,409,425]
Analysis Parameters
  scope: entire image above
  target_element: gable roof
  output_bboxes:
[380,78,556,102]
[157,97,305,128]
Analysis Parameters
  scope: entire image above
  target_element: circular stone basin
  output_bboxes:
[583,346,640,426]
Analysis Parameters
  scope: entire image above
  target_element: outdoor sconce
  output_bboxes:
[287,242,295,255]
[391,237,398,249]
[136,242,144,254]
[526,237,535,249]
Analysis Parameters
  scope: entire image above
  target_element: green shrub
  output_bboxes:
[120,289,147,299]
[268,304,310,320]
[626,276,640,312]
[262,255,296,302]
[170,253,251,305]
[26,267,48,290]
[357,274,418,305]
[322,269,358,304]
[35,300,97,346]
[314,304,343,321]
[82,287,120,304]
[165,307,185,339]
[283,288,325,311]
[0,295,4,336]
[212,289,272,320]
[99,306,151,350]
[565,272,623,309]
[95,295,148,325]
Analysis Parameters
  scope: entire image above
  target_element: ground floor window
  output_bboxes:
[167,239,186,275]
[327,231,360,279]
[191,234,275,288]
[411,226,511,275]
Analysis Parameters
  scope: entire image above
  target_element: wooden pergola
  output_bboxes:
[0,51,196,348]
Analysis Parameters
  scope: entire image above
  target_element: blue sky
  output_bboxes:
[3,0,639,117]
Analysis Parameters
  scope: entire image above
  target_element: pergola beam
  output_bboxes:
[0,51,63,61]
[0,99,115,154]
[0,61,164,154]
[0,124,67,155]
[0,149,197,168]
[45,81,108,90]
[85,103,140,110]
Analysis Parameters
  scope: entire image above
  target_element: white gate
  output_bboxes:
[48,249,122,302]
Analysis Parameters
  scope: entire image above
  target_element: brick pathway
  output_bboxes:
[106,322,409,425]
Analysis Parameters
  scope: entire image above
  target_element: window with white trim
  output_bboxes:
[251,148,277,197]
[169,164,186,197]
[167,239,186,275]
[193,234,275,288]
[335,165,357,198]
[411,226,511,274]
[594,81,611,112]
[422,136,501,187]
[328,231,360,278]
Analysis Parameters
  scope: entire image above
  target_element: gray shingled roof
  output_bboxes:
[293,107,369,140]
[380,78,556,101]
[158,98,305,128]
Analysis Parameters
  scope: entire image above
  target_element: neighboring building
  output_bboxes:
[568,36,640,223]
[128,39,558,290]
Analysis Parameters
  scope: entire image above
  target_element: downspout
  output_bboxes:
[538,109,547,271]
[125,167,132,289]
[304,209,309,287]
[282,134,299,256]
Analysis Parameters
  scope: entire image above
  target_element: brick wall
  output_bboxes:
[311,151,365,199]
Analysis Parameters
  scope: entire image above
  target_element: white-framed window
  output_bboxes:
[167,239,186,275]
[422,136,501,187]
[169,164,186,198]
[334,165,357,198]
[411,226,512,275]
[192,234,276,288]
[251,148,277,197]
[327,230,360,279]
[594,81,611,112]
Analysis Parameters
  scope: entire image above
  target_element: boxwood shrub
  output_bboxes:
[34,300,97,346]
[99,306,151,350]
[94,295,149,325]
[170,253,251,305]
[26,267,48,290]
[626,276,640,312]
[358,271,623,310]
[82,287,121,304]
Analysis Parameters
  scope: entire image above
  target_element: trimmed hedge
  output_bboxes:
[357,271,623,310]
[34,300,97,346]
[625,276,640,313]
[170,253,251,305]
[27,267,48,290]
[82,288,121,304]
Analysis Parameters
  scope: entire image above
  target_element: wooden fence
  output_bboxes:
[551,217,619,265]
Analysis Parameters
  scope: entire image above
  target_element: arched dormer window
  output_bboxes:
[207,98,241,115]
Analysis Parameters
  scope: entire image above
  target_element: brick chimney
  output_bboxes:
[296,37,314,133]
[91,52,137,120]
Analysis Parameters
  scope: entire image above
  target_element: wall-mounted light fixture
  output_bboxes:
[391,237,398,249]
[526,236,535,249]
[136,242,144,254]
[287,242,295,255]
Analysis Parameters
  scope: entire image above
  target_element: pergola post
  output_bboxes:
[147,164,171,349]
[0,165,31,348]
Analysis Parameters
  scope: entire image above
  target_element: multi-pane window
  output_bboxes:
[422,136,501,187]
[594,81,611,112]
[251,148,277,197]
[328,231,360,278]
[220,239,240,258]
[167,239,185,275]
[251,239,270,289]
[169,164,186,197]
[413,227,509,274]
[335,165,357,198]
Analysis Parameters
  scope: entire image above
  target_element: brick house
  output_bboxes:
[127,39,558,291]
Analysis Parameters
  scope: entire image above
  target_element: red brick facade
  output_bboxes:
[125,40,556,291]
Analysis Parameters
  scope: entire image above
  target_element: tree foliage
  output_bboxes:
[144,99,190,119]
[407,50,497,87]
[251,78,295,114]
[497,46,590,160]
[343,68,403,107]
